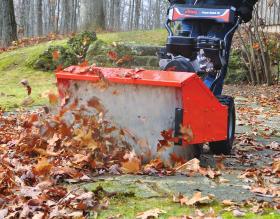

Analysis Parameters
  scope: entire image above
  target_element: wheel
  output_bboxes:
[194,144,203,159]
[209,95,236,155]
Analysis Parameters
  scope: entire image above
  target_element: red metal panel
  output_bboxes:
[56,66,196,88]
[181,76,228,144]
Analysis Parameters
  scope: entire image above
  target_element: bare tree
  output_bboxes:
[134,0,141,29]
[0,0,17,47]
[11,0,170,36]
[36,0,43,36]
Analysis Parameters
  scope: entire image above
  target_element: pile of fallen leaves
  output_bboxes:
[0,33,65,54]
[0,88,234,218]
[0,99,136,217]
[238,159,280,206]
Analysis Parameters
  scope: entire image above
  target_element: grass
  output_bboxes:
[98,198,279,219]
[83,182,279,219]
[99,29,167,45]
[0,30,166,110]
[0,40,68,110]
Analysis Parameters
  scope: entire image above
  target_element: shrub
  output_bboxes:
[226,50,247,84]
[67,31,97,59]
[86,41,135,67]
[33,46,78,71]
[86,40,109,61]
[33,31,97,71]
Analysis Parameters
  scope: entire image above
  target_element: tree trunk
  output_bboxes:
[36,0,43,36]
[0,0,17,47]
[252,13,273,85]
[56,0,61,34]
[130,0,135,30]
[155,0,161,28]
[94,0,105,30]
[134,0,141,29]
[48,0,57,33]
[60,0,71,34]
[113,0,121,30]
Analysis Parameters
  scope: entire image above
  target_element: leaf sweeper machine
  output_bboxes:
[56,4,240,163]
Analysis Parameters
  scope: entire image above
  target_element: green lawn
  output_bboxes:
[0,30,167,110]
[99,29,167,45]
[0,40,67,110]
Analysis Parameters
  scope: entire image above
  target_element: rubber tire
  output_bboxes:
[193,144,203,159]
[209,95,236,155]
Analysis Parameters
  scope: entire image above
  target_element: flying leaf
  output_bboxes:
[87,96,105,113]
[180,125,194,143]
[170,152,186,165]
[20,79,32,95]
[48,92,59,105]
[74,128,98,150]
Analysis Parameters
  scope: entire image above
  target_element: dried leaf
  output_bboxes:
[20,79,32,95]
[108,51,118,61]
[233,209,246,217]
[180,192,214,206]
[144,158,164,170]
[0,208,8,219]
[21,96,34,106]
[79,60,89,67]
[222,200,235,206]
[218,177,230,184]
[121,152,141,174]
[88,96,105,113]
[180,125,194,143]
[272,159,280,174]
[52,50,60,61]
[48,92,59,105]
[251,186,268,195]
[175,158,200,174]
[32,157,53,176]
[136,208,166,219]
[20,186,41,199]
[74,128,98,150]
